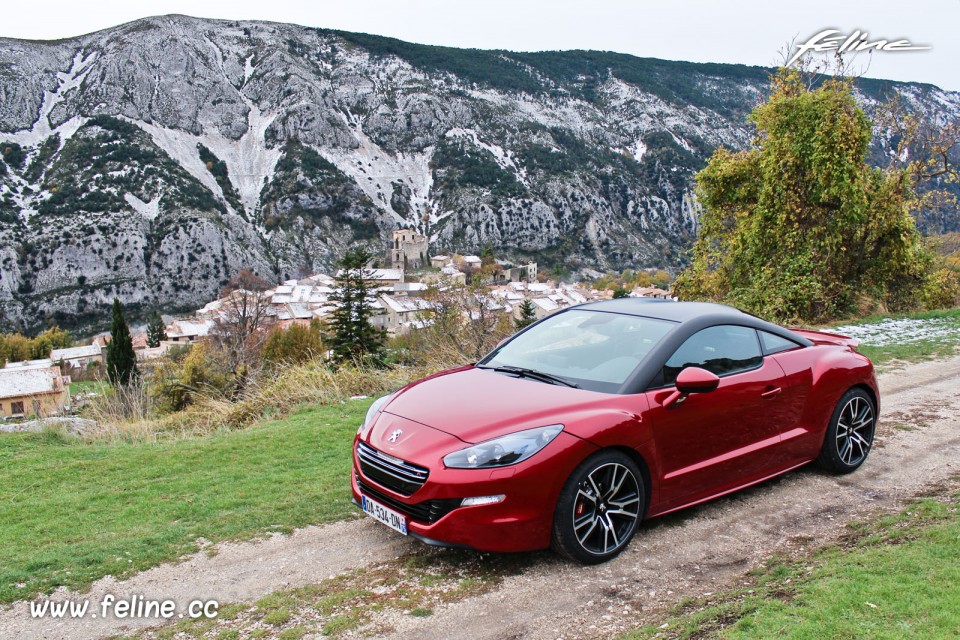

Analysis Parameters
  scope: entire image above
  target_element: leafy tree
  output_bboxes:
[327,249,386,365]
[515,299,538,330]
[261,320,324,369]
[612,287,630,299]
[29,326,73,360]
[0,333,33,365]
[674,69,931,322]
[106,298,139,386]
[146,310,167,348]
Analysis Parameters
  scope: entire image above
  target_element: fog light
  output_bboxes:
[460,495,505,507]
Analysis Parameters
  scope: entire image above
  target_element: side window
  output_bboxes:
[759,330,800,355]
[662,325,762,386]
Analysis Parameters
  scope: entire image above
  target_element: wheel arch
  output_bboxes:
[605,445,653,518]
[852,382,878,413]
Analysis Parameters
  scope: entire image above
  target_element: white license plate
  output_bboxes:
[361,494,408,535]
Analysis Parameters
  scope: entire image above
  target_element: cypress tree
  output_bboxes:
[106,298,139,386]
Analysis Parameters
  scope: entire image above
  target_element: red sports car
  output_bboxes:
[351,300,878,563]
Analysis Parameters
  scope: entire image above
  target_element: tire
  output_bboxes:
[817,388,876,474]
[551,450,645,564]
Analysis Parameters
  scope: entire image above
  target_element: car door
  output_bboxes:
[645,325,787,510]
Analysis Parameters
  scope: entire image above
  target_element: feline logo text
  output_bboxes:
[788,29,931,66]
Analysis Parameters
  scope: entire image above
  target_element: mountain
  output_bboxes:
[1,15,958,332]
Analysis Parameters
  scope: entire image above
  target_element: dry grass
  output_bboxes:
[80,359,454,443]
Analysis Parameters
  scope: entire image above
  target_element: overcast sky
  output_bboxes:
[3,0,958,91]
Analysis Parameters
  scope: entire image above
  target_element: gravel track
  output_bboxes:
[3,355,960,640]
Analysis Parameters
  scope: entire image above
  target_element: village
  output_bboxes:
[0,229,671,420]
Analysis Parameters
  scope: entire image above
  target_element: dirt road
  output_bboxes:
[3,355,959,640]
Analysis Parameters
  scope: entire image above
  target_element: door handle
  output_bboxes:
[760,386,782,399]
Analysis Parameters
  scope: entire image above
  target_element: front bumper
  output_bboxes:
[351,431,597,553]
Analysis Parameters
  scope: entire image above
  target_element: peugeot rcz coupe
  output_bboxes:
[352,300,878,563]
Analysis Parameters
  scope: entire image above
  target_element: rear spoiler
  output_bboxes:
[790,329,861,350]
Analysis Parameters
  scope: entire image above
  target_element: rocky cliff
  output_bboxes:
[1,15,958,331]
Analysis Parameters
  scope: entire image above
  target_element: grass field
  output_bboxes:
[68,379,110,395]
[623,490,960,639]
[0,398,372,604]
[832,308,960,366]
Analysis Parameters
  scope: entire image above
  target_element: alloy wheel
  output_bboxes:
[572,462,641,556]
[835,395,874,466]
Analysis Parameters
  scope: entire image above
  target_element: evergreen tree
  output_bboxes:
[328,249,386,365]
[146,310,167,348]
[612,287,630,299]
[106,298,139,386]
[515,299,537,330]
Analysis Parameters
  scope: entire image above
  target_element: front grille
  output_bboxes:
[357,478,461,524]
[356,441,429,496]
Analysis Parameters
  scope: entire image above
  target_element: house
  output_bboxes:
[421,265,467,287]
[50,344,103,373]
[166,320,215,344]
[0,365,71,418]
[460,255,483,271]
[633,286,672,299]
[389,229,429,269]
[507,262,538,283]
[336,268,404,287]
[530,297,561,319]
[3,358,53,371]
[377,295,434,334]
[389,282,429,297]
[430,255,450,268]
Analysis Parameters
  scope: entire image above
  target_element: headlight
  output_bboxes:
[443,425,563,469]
[358,392,395,434]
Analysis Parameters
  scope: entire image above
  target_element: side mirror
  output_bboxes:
[663,367,720,408]
[676,367,720,394]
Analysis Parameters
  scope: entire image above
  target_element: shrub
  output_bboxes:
[921,269,960,310]
[151,341,233,413]
[261,321,324,370]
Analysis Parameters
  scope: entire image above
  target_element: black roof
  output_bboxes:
[578,298,746,323]
[574,300,815,391]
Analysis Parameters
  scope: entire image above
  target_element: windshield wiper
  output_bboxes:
[477,364,580,388]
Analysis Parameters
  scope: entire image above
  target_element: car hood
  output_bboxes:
[381,365,615,444]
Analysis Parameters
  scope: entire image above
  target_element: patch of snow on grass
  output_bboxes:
[834,317,960,347]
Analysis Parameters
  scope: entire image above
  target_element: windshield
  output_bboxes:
[478,310,676,393]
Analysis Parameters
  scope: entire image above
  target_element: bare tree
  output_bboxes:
[211,269,274,395]
[417,277,513,364]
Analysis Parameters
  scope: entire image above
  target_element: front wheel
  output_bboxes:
[817,388,876,474]
[551,450,645,564]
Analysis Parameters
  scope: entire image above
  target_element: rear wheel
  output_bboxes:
[817,388,876,473]
[551,450,644,564]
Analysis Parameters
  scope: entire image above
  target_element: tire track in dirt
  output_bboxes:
[3,356,959,640]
